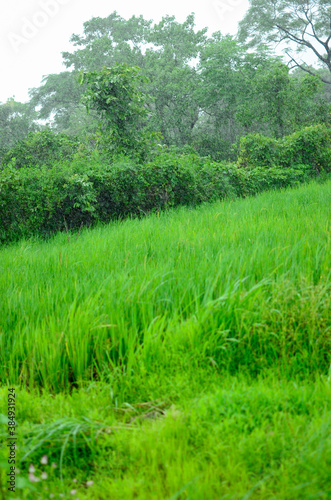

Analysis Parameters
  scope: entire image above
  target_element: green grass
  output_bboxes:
[0,179,330,499]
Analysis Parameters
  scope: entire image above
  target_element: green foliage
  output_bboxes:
[0,151,322,246]
[79,64,158,160]
[0,98,39,154]
[239,63,295,137]
[192,126,239,162]
[0,162,98,243]
[62,12,150,71]
[0,180,330,389]
[239,165,314,197]
[1,7,331,493]
[144,14,206,146]
[238,0,331,82]
[281,124,331,173]
[29,13,207,147]
[28,72,94,134]
[238,124,331,172]
[21,11,331,160]
[237,133,280,169]
[196,38,329,159]
[0,125,328,244]
[1,129,81,170]
[293,74,331,128]
[0,180,330,498]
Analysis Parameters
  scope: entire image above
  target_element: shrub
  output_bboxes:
[240,164,314,196]
[0,163,98,243]
[192,134,237,162]
[281,124,331,173]
[0,140,323,245]
[237,133,280,169]
[237,124,331,173]
[0,153,237,244]
[0,129,81,170]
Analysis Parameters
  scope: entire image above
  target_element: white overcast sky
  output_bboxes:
[0,0,250,104]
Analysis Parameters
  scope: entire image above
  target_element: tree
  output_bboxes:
[238,63,329,136]
[238,0,331,84]
[30,12,206,146]
[62,12,150,71]
[1,129,81,169]
[28,71,99,135]
[196,34,329,159]
[197,36,287,151]
[288,68,331,126]
[79,64,157,160]
[143,14,207,145]
[196,35,249,157]
[28,11,149,135]
[0,98,39,158]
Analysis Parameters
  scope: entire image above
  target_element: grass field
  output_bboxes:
[0,179,330,499]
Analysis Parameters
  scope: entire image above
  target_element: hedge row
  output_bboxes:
[0,129,82,169]
[237,124,331,173]
[0,150,316,244]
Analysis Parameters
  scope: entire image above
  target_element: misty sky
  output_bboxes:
[1,0,250,104]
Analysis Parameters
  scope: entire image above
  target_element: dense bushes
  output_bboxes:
[237,133,280,169]
[0,129,81,170]
[237,124,331,172]
[281,125,331,172]
[1,124,329,244]
[0,149,319,244]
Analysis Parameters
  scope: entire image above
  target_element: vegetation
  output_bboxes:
[1,124,329,245]
[79,63,159,160]
[238,0,331,83]
[0,129,81,170]
[0,2,330,498]
[2,8,330,160]
[237,123,331,171]
[0,99,39,157]
[0,179,330,498]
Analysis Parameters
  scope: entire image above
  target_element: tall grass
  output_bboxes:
[0,179,330,499]
[0,373,330,499]
[1,180,330,392]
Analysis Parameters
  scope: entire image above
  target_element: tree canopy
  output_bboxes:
[5,9,330,163]
[238,0,331,83]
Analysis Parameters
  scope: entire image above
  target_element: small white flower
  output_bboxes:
[51,462,57,468]
[86,480,94,487]
[70,490,77,495]
[29,473,40,483]
[50,495,55,499]
[72,478,77,483]
[41,472,48,480]
[41,455,48,465]
[28,464,35,473]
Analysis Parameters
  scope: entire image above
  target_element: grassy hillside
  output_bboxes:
[0,179,330,499]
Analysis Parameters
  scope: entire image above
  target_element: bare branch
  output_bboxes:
[275,23,327,64]
[286,52,331,85]
[303,8,328,49]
